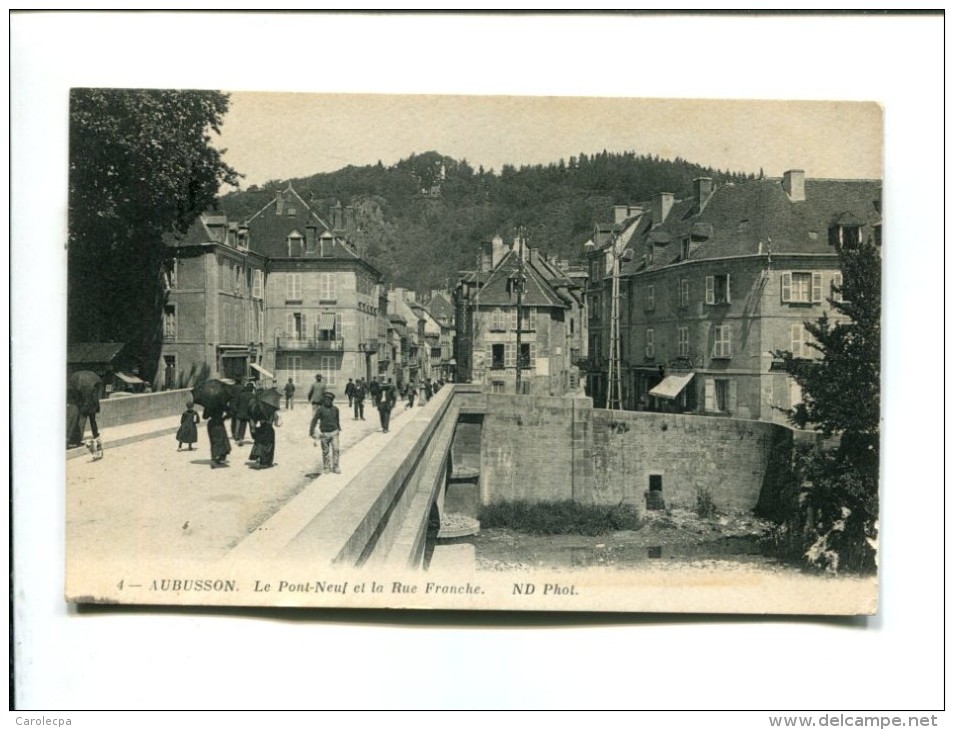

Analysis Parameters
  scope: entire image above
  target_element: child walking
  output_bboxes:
[176,400,200,451]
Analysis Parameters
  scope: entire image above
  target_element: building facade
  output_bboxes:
[161,184,388,396]
[455,236,586,396]
[585,171,882,424]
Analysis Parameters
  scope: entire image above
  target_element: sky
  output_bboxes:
[217,93,883,189]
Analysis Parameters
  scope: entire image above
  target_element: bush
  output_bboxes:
[478,500,641,536]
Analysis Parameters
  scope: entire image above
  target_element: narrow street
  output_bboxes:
[66,397,425,563]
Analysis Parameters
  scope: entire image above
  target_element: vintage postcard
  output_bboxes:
[64,91,882,614]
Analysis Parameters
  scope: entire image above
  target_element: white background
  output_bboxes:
[9,11,946,718]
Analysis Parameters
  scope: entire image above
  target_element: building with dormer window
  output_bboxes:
[585,171,882,423]
[161,184,388,395]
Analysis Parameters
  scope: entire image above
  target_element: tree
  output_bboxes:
[774,237,882,573]
[68,89,240,379]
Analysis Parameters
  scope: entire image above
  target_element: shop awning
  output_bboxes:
[318,313,336,331]
[648,372,694,400]
[115,371,146,385]
[250,363,275,379]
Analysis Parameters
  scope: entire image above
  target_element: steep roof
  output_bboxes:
[472,246,569,308]
[619,176,882,276]
[427,292,455,323]
[243,184,361,261]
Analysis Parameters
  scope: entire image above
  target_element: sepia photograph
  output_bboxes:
[12,10,944,715]
[63,90,882,615]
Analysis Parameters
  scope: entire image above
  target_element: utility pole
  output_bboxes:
[606,231,633,411]
[512,231,528,395]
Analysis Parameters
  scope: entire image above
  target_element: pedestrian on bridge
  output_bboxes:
[176,400,199,451]
[377,378,397,433]
[284,378,296,409]
[204,406,231,468]
[353,378,366,420]
[249,409,281,469]
[311,391,341,474]
[406,381,417,409]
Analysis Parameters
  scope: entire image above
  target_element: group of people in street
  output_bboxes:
[176,370,449,476]
[177,379,281,470]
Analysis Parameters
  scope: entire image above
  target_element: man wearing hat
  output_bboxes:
[310,390,342,474]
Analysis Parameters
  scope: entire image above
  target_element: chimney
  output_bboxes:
[652,192,674,226]
[693,177,713,211]
[628,205,645,218]
[782,170,805,201]
[491,235,508,269]
[479,240,493,272]
[344,205,356,231]
[275,189,284,216]
[613,205,629,224]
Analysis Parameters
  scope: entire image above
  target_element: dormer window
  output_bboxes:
[829,224,862,249]
[287,230,304,257]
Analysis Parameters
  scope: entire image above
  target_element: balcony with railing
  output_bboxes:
[276,335,344,352]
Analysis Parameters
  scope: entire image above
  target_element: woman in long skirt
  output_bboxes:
[248,411,281,468]
[205,408,231,467]
[176,401,200,451]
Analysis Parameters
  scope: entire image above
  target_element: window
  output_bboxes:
[831,272,844,303]
[715,379,730,411]
[645,285,655,311]
[492,381,505,394]
[518,307,537,332]
[677,326,689,357]
[829,224,862,249]
[163,305,176,340]
[491,308,507,331]
[705,274,731,304]
[505,343,516,369]
[319,355,338,385]
[791,323,815,359]
[645,328,655,359]
[491,344,505,369]
[286,273,302,301]
[163,355,176,389]
[712,325,732,359]
[252,270,264,299]
[518,343,536,369]
[679,278,689,308]
[319,273,336,301]
[287,232,304,257]
[285,356,302,385]
[781,271,822,303]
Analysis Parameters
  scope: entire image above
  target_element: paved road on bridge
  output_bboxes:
[67,397,425,564]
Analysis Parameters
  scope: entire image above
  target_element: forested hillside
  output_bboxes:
[219,150,755,291]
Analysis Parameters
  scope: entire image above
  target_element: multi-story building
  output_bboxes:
[388,288,422,385]
[454,235,586,396]
[426,290,457,382]
[159,214,268,388]
[161,184,388,396]
[585,171,882,423]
